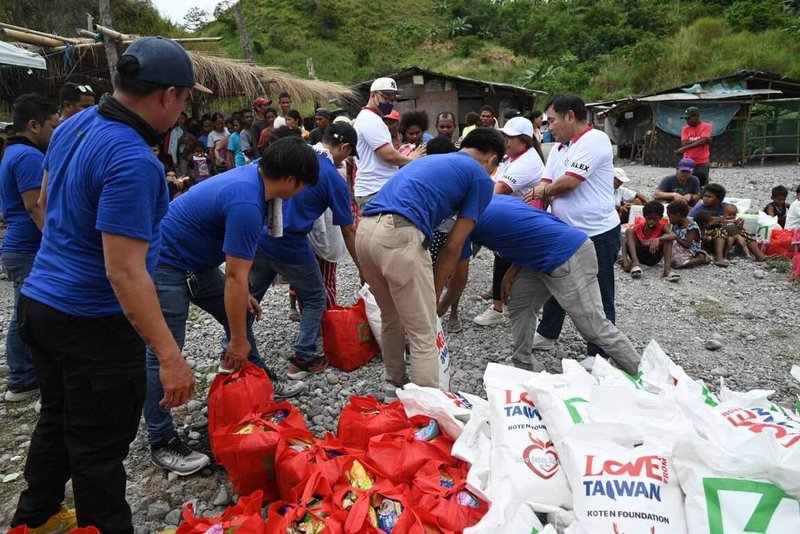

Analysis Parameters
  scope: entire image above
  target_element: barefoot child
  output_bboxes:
[666,200,708,269]
[621,200,677,280]
[718,203,773,262]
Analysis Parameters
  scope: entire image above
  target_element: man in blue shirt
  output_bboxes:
[250,123,360,379]
[439,195,641,374]
[12,37,208,534]
[144,136,319,476]
[0,94,57,403]
[357,128,502,398]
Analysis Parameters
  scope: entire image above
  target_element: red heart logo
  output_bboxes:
[522,434,560,479]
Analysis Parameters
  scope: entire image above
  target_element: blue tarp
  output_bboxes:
[654,103,741,137]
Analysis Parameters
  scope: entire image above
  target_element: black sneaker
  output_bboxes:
[265,368,307,399]
[151,435,210,476]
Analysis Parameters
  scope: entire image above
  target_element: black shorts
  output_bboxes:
[635,242,663,266]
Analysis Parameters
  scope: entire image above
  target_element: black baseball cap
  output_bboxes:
[121,36,212,94]
[327,122,359,158]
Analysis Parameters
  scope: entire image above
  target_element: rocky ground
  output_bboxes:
[0,163,798,532]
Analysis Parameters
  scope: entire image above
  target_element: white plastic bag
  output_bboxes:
[308,209,347,262]
[674,436,800,533]
[464,484,546,534]
[397,383,473,439]
[485,363,572,512]
[756,210,782,242]
[357,283,382,348]
[723,197,751,214]
[559,423,688,534]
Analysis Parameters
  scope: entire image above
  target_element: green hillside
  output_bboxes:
[203,0,800,101]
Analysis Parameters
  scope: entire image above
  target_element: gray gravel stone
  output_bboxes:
[705,340,723,351]
[326,373,340,385]
[212,487,229,507]
[710,367,732,378]
[165,508,182,526]
[146,501,170,521]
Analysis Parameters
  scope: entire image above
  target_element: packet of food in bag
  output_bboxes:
[397,384,473,439]
[484,363,571,512]
[558,423,689,534]
[673,434,800,533]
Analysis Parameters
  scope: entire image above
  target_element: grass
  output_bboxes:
[693,299,726,320]
[767,259,792,274]
[770,328,792,340]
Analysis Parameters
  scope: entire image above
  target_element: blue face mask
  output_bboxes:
[378,102,394,115]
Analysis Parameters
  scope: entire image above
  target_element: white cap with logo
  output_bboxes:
[370,77,399,93]
[499,116,534,138]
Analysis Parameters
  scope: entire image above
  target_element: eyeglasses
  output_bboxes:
[77,85,93,94]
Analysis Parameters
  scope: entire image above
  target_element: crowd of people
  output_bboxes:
[1,35,799,533]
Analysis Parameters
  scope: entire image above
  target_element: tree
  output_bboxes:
[183,7,210,32]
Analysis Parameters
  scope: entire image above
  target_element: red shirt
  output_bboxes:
[634,217,668,244]
[681,122,712,164]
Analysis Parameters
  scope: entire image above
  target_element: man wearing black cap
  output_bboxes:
[250,122,361,380]
[675,106,712,186]
[11,36,210,533]
[308,107,331,145]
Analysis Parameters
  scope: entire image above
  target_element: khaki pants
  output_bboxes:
[356,214,438,387]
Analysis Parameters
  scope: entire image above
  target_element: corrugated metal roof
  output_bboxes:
[356,66,546,95]
[638,89,781,102]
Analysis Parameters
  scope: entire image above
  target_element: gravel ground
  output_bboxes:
[0,162,799,532]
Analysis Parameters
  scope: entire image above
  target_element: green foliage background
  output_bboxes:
[203,0,800,100]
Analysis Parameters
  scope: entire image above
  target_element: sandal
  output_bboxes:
[698,250,712,264]
[630,266,643,279]
[288,309,301,322]
[447,316,463,334]
[714,260,729,268]
[665,272,681,282]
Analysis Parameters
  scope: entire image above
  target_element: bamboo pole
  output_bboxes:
[0,22,80,44]
[78,29,99,39]
[93,22,129,42]
[1,29,64,48]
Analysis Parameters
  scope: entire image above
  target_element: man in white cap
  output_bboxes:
[353,77,425,208]
[612,167,647,223]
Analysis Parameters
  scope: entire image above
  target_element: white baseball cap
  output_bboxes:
[613,167,629,183]
[370,77,399,93]
[499,116,534,138]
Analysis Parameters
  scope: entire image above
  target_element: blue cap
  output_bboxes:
[121,36,211,94]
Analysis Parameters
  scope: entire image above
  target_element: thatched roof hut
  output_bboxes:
[0,25,355,109]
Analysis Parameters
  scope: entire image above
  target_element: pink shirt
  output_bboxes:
[681,122,712,164]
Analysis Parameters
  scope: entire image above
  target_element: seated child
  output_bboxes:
[614,167,648,223]
[784,184,800,229]
[621,200,678,281]
[700,203,773,265]
[666,200,708,269]
[764,185,789,228]
[688,183,726,218]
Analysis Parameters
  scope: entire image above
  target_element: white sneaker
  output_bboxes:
[531,332,556,351]
[3,388,39,402]
[473,306,505,326]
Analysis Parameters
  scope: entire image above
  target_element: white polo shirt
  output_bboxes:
[495,147,545,199]
[354,107,397,197]
[542,126,619,236]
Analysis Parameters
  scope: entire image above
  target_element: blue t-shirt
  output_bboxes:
[159,164,266,271]
[258,154,353,264]
[362,152,494,240]
[688,202,724,218]
[22,107,169,317]
[656,173,701,195]
[228,131,246,167]
[0,140,44,254]
[463,195,588,274]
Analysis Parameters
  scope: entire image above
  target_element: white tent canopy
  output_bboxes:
[0,41,46,70]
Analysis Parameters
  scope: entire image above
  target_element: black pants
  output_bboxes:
[12,296,145,534]
[694,163,710,187]
[492,255,513,301]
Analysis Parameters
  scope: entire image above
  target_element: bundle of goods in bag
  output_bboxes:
[275,429,365,502]
[322,299,380,371]
[410,461,488,532]
[334,478,432,533]
[265,473,347,534]
[208,363,275,445]
[484,363,572,513]
[365,415,456,485]
[337,396,409,450]
[177,490,266,534]
[212,402,307,499]
[9,528,101,534]
[558,423,689,533]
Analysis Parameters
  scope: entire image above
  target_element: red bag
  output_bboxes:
[766,228,796,258]
[322,299,380,371]
[792,250,800,280]
[410,462,489,531]
[265,473,346,534]
[329,455,384,506]
[177,490,266,533]
[339,480,426,534]
[275,430,363,501]
[337,396,409,451]
[365,416,455,485]
[208,363,275,446]
[212,402,307,499]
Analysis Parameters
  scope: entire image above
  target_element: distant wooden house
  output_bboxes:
[588,71,800,166]
[353,66,543,130]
